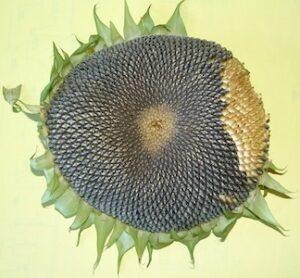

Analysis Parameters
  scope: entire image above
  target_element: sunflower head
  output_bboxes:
[3,0,289,272]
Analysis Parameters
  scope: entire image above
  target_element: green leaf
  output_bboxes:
[55,188,80,218]
[109,22,124,44]
[166,0,187,36]
[77,212,95,246]
[260,172,291,196]
[123,0,141,40]
[213,215,237,241]
[3,85,22,106]
[30,151,54,171]
[138,5,154,35]
[93,214,115,270]
[70,201,92,230]
[106,220,126,248]
[93,5,112,46]
[151,24,171,35]
[245,189,284,234]
[116,231,135,273]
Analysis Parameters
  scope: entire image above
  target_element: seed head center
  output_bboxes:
[137,104,176,154]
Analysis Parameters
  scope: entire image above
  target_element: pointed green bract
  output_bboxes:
[171,230,188,240]
[106,220,126,248]
[146,242,153,267]
[213,215,237,241]
[55,188,80,218]
[135,230,150,262]
[179,234,202,264]
[138,5,154,35]
[48,172,59,193]
[70,201,92,230]
[116,232,135,273]
[166,0,187,36]
[149,233,173,249]
[93,214,115,270]
[30,151,54,171]
[260,172,291,196]
[245,189,284,233]
[40,82,52,103]
[77,213,95,246]
[264,160,286,175]
[43,167,54,183]
[75,35,84,46]
[93,5,112,46]
[51,43,65,81]
[151,24,171,35]
[157,232,173,244]
[110,22,124,44]
[123,0,141,40]
[201,219,217,233]
[41,178,68,207]
[60,49,73,78]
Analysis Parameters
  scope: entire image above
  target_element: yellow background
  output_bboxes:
[1,0,300,277]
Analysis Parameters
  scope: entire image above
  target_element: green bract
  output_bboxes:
[2,1,289,273]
